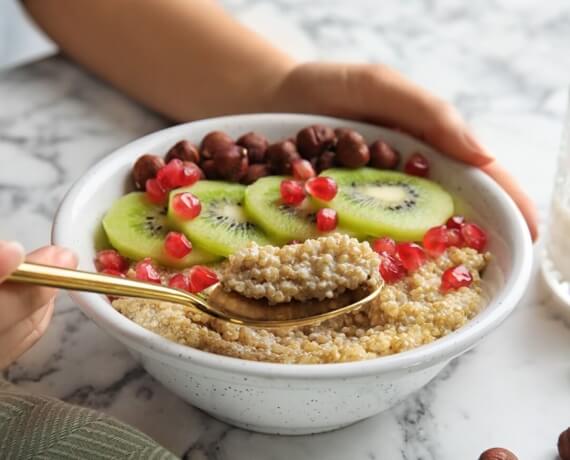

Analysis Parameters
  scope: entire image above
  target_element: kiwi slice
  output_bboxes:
[315,168,454,241]
[168,181,271,257]
[102,192,220,268]
[244,176,365,243]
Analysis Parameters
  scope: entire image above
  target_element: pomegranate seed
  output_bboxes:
[396,242,426,272]
[423,225,448,257]
[379,255,407,284]
[404,153,429,177]
[168,273,190,291]
[292,159,316,181]
[305,176,338,201]
[101,268,126,278]
[135,258,161,283]
[372,237,396,256]
[188,266,219,293]
[446,215,465,229]
[178,162,202,187]
[157,159,184,190]
[441,265,473,292]
[446,228,463,248]
[172,192,202,220]
[95,249,128,272]
[316,208,338,232]
[461,223,487,251]
[164,232,192,259]
[280,179,306,206]
[145,178,168,204]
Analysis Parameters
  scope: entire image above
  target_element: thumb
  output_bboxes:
[0,241,25,283]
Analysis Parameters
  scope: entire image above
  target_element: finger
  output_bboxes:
[350,64,495,167]
[0,246,77,334]
[0,241,25,283]
[0,300,54,370]
[480,161,539,241]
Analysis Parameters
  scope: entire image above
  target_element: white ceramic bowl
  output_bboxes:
[52,114,532,435]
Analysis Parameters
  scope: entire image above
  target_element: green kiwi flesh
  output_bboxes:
[168,181,271,257]
[102,192,220,268]
[315,168,454,241]
[244,176,364,243]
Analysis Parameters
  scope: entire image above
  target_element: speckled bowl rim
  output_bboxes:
[52,114,533,379]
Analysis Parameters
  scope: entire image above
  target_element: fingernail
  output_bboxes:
[0,240,25,257]
[461,129,494,164]
[54,247,78,267]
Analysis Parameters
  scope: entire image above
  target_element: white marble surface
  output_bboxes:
[1,0,569,458]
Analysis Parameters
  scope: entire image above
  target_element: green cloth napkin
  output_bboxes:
[0,379,177,459]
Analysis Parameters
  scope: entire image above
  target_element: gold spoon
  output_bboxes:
[8,262,383,328]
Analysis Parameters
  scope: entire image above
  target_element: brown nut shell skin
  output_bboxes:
[201,159,220,180]
[213,145,249,182]
[296,125,336,159]
[369,140,400,169]
[132,154,165,190]
[242,163,271,184]
[559,428,570,460]
[165,140,200,164]
[478,447,518,460]
[200,131,234,160]
[267,140,301,175]
[336,130,370,168]
[237,132,269,164]
[316,151,336,173]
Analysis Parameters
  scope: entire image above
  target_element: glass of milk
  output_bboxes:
[543,94,570,312]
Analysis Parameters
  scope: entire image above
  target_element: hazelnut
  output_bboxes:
[213,145,248,182]
[200,131,234,160]
[369,140,400,169]
[267,140,301,174]
[559,427,570,460]
[132,154,165,190]
[316,151,336,173]
[478,448,518,460]
[296,124,336,159]
[165,140,200,164]
[334,127,353,139]
[336,130,370,168]
[242,163,271,184]
[237,132,269,164]
[201,159,220,180]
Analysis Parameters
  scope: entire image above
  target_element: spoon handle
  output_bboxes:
[8,262,199,307]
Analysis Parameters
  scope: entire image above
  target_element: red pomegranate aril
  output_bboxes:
[135,258,161,283]
[446,228,463,248]
[316,208,338,232]
[461,223,487,251]
[372,237,396,256]
[305,176,338,201]
[95,249,128,272]
[423,225,448,257]
[145,178,168,204]
[172,192,202,220]
[379,255,407,284]
[168,273,190,291]
[157,159,184,190]
[178,162,201,187]
[280,179,306,206]
[396,242,426,272]
[164,232,192,259]
[188,266,219,293]
[441,265,472,292]
[292,159,316,181]
[404,153,430,177]
[446,215,465,229]
[101,268,126,278]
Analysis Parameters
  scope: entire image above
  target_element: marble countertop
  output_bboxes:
[1,0,570,458]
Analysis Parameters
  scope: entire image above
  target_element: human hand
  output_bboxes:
[0,241,77,369]
[271,62,538,240]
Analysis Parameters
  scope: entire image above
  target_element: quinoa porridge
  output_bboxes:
[113,244,489,364]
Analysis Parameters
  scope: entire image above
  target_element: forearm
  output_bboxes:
[24,0,296,120]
